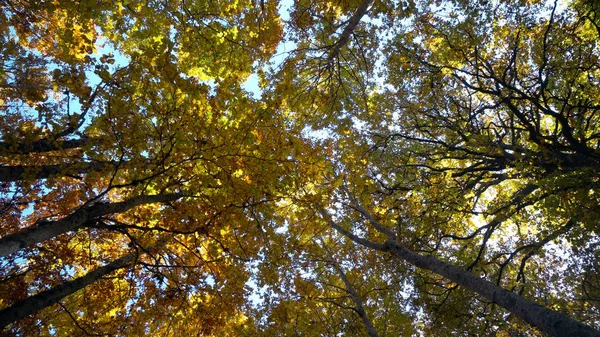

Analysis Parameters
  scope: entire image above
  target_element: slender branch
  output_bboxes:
[317,207,387,251]
[333,263,380,337]
[341,185,396,240]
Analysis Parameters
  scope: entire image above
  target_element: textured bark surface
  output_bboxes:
[326,194,600,336]
[0,161,110,182]
[384,240,600,337]
[327,0,375,62]
[335,265,379,337]
[0,254,134,328]
[0,193,182,257]
[0,138,89,155]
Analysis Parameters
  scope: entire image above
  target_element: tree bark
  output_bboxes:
[327,0,375,62]
[334,264,379,337]
[0,138,89,155]
[383,240,600,337]
[0,193,182,257]
[0,253,134,328]
[0,161,111,182]
[321,208,600,337]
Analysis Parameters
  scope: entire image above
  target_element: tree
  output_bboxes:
[1,0,600,335]
[0,252,136,328]
[1,0,291,334]
[317,192,600,337]
[266,0,600,335]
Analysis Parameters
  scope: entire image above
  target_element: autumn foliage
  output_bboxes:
[1,0,600,336]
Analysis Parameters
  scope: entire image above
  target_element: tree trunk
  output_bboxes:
[321,208,600,337]
[0,193,182,257]
[327,0,375,62]
[335,264,380,337]
[0,253,134,328]
[0,138,89,155]
[383,240,600,337]
[0,161,112,182]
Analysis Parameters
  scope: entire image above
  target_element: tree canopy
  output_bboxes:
[1,0,599,336]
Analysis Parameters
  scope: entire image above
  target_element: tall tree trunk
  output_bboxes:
[0,193,182,257]
[384,240,600,337]
[0,161,113,182]
[0,138,89,155]
[320,208,600,337]
[0,253,134,328]
[328,0,375,62]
